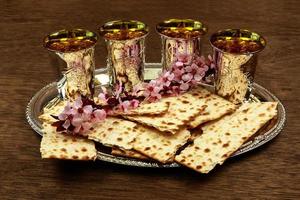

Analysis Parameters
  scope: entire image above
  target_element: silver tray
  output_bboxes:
[26,63,286,168]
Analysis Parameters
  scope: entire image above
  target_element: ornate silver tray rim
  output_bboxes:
[26,63,286,168]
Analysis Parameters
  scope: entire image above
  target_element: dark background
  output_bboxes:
[1,0,299,199]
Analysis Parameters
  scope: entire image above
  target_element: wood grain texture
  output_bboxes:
[0,0,299,199]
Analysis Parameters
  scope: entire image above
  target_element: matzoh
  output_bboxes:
[189,127,203,142]
[187,87,237,128]
[132,125,190,163]
[88,117,137,150]
[115,100,170,115]
[39,100,67,124]
[125,88,208,134]
[111,147,149,160]
[40,123,97,160]
[175,102,278,173]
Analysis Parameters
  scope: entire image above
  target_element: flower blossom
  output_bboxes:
[158,71,175,87]
[142,53,213,98]
[52,54,215,135]
[143,80,163,102]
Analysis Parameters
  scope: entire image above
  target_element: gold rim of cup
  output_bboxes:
[210,29,266,55]
[99,20,149,41]
[156,18,207,40]
[43,29,98,53]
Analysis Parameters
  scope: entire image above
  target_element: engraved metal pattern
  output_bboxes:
[161,37,201,70]
[105,38,146,91]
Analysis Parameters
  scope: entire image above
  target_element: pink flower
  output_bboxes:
[147,93,162,102]
[71,116,83,130]
[98,87,109,103]
[144,80,162,98]
[130,99,140,109]
[176,53,192,64]
[143,80,162,102]
[159,71,175,87]
[118,100,131,112]
[113,98,139,113]
[69,101,94,134]
[180,83,190,91]
[58,102,73,129]
[72,103,93,122]
[185,63,198,74]
[181,73,193,82]
[83,105,93,114]
[142,53,211,99]
[73,97,83,109]
[194,70,206,82]
[62,120,71,130]
[71,114,92,134]
[189,79,198,86]
[185,62,208,82]
[92,109,107,122]
[173,68,185,81]
[170,85,180,96]
[58,111,68,121]
[175,61,184,67]
[72,119,93,134]
[98,93,107,103]
[61,102,73,115]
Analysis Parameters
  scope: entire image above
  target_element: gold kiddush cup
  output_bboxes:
[99,20,149,92]
[210,29,266,104]
[156,19,207,70]
[44,29,98,100]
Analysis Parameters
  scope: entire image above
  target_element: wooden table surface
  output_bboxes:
[1,0,299,199]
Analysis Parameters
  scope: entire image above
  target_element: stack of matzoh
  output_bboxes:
[175,102,277,173]
[39,86,278,173]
